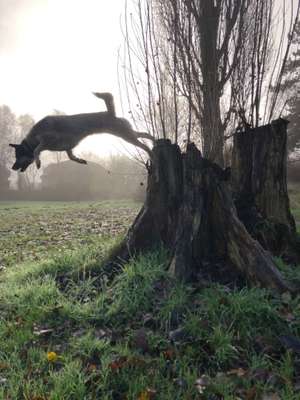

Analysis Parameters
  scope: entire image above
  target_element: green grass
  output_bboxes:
[0,198,300,399]
[0,242,300,399]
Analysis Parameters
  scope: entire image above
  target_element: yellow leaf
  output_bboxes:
[138,388,157,400]
[47,351,58,362]
[0,362,9,371]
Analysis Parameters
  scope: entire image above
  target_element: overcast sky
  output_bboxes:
[0,0,132,156]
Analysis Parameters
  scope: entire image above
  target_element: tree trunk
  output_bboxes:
[109,139,292,293]
[199,0,224,167]
[231,118,300,263]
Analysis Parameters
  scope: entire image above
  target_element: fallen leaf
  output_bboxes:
[244,386,258,400]
[219,296,230,305]
[283,312,295,322]
[0,377,7,385]
[162,349,174,360]
[195,375,210,394]
[72,328,87,337]
[227,367,247,377]
[169,327,185,342]
[87,363,97,372]
[143,313,155,327]
[281,292,292,304]
[173,378,187,389]
[279,308,295,322]
[34,328,54,337]
[47,351,58,363]
[109,356,127,372]
[94,328,110,340]
[14,316,24,327]
[250,368,271,383]
[0,363,9,371]
[138,388,157,400]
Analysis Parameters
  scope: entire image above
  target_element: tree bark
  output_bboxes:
[199,0,224,167]
[109,139,292,293]
[231,118,300,263]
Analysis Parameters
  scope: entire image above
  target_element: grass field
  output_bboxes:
[0,200,140,269]
[288,185,300,230]
[0,199,300,399]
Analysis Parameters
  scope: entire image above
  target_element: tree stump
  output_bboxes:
[109,139,291,292]
[231,119,300,263]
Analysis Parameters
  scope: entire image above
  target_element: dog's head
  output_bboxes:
[9,143,34,172]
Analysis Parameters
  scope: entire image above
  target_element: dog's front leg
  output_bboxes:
[66,150,87,165]
[33,144,44,169]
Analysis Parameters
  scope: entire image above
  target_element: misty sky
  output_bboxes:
[0,0,133,156]
[0,0,298,157]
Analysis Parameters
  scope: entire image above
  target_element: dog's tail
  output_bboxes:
[93,92,116,116]
[136,131,155,142]
[93,92,113,101]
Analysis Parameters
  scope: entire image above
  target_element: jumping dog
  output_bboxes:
[10,92,153,172]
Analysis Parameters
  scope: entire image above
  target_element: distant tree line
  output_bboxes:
[39,156,146,201]
[0,105,36,190]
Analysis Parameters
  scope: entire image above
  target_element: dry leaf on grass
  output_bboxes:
[138,388,157,400]
[46,351,58,363]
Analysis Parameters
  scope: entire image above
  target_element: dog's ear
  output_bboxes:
[9,143,19,148]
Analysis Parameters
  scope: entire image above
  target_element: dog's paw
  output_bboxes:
[78,159,87,164]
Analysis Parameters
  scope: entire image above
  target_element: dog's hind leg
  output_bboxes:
[121,133,152,157]
[93,92,116,116]
[135,131,154,142]
[135,141,152,157]
[66,149,87,165]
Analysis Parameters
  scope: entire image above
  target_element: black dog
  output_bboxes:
[10,92,153,172]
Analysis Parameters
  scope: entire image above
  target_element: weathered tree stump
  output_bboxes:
[231,119,300,263]
[110,139,291,292]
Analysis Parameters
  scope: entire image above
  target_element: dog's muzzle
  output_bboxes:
[12,162,20,171]
[12,159,33,172]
